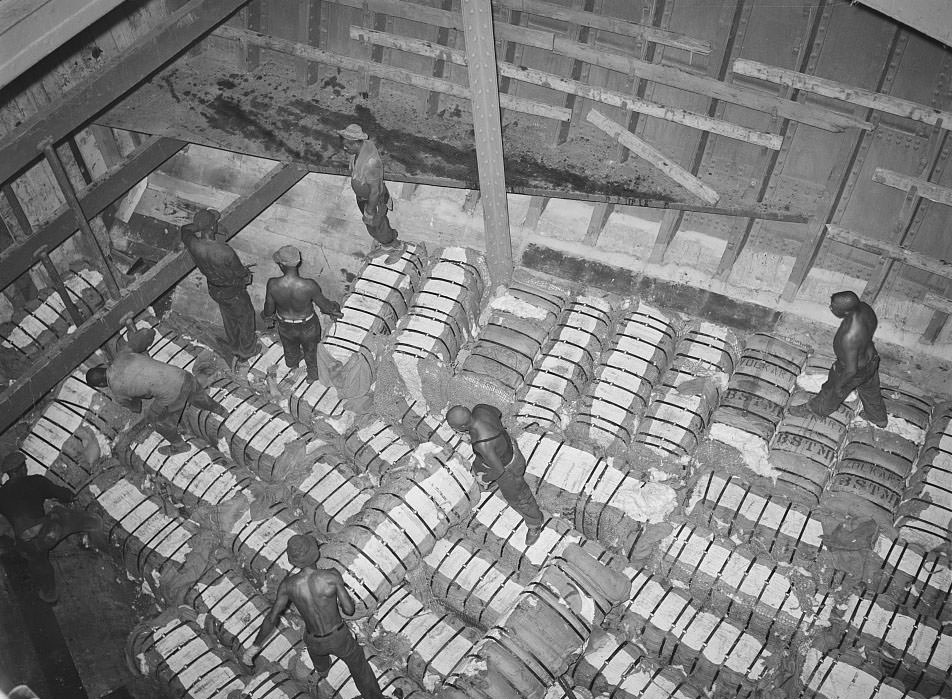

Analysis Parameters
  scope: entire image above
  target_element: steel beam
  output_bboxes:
[460,0,512,286]
[0,0,249,186]
[0,162,306,435]
[0,137,185,289]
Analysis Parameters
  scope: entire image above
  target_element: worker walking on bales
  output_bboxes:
[789,290,888,428]
[447,404,545,546]
[339,123,406,264]
[181,208,260,371]
[262,245,343,384]
[243,534,385,699]
[85,315,228,455]
[0,452,102,603]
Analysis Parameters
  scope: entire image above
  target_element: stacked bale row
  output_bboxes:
[569,301,677,456]
[456,279,567,406]
[688,471,952,621]
[635,321,738,461]
[896,402,951,550]
[343,417,417,479]
[0,266,105,354]
[514,295,613,431]
[800,648,929,699]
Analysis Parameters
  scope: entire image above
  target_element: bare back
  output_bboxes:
[833,301,878,370]
[470,404,514,472]
[266,276,324,320]
[285,568,351,635]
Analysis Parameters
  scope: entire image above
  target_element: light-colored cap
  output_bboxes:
[339,123,369,141]
[273,245,302,267]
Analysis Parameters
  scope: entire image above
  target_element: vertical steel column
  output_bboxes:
[41,140,121,299]
[33,245,85,327]
[460,0,512,287]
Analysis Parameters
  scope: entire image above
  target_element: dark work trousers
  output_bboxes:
[209,284,258,360]
[153,373,226,445]
[808,354,888,424]
[16,505,102,603]
[481,448,544,529]
[306,625,384,699]
[277,316,322,380]
[355,189,398,247]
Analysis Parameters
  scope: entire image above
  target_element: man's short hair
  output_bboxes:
[1,452,26,474]
[85,366,108,387]
[287,534,321,567]
[193,209,220,231]
[831,290,860,312]
[446,405,471,429]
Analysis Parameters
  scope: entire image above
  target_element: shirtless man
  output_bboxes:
[243,535,384,699]
[789,290,888,428]
[262,245,343,383]
[339,124,405,264]
[446,404,544,545]
[181,208,260,370]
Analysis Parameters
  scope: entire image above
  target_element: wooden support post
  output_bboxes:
[553,0,597,145]
[523,196,549,228]
[41,140,121,299]
[1,186,30,241]
[462,189,481,213]
[34,246,85,327]
[366,11,390,97]
[615,0,659,164]
[461,0,512,287]
[648,210,682,264]
[401,182,419,200]
[305,0,325,84]
[920,289,951,344]
[497,8,525,98]
[582,202,614,246]
[0,215,37,305]
[89,125,123,166]
[0,162,308,436]
[825,224,952,279]
[245,0,263,69]
[425,0,457,115]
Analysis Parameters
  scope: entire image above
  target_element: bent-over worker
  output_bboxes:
[789,290,888,428]
[0,452,101,603]
[181,208,260,369]
[447,404,545,545]
[262,245,343,383]
[85,316,227,455]
[243,534,385,699]
[339,123,406,264]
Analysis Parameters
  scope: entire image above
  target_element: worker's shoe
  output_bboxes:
[859,410,888,429]
[305,370,320,384]
[378,240,406,265]
[787,403,818,420]
[524,526,542,547]
[157,441,191,456]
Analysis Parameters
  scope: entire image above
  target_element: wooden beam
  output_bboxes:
[218,26,570,121]
[0,138,185,289]
[923,292,952,315]
[648,209,682,264]
[523,196,549,228]
[350,27,781,149]
[873,167,952,207]
[0,0,248,186]
[552,0,597,146]
[0,162,307,435]
[424,0,457,116]
[825,224,952,280]
[461,0,511,286]
[582,202,614,246]
[854,0,952,50]
[400,182,419,200]
[493,0,710,54]
[587,109,720,204]
[732,58,952,130]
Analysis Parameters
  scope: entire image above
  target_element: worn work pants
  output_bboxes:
[482,448,545,529]
[153,373,226,445]
[277,316,321,381]
[209,284,258,360]
[306,624,384,699]
[17,505,102,603]
[355,189,398,247]
[808,354,888,424]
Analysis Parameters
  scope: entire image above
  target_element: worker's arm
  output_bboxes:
[310,282,343,319]
[180,223,199,249]
[335,572,356,617]
[222,247,253,286]
[362,156,386,223]
[261,281,276,325]
[123,328,156,355]
[832,325,862,391]
[42,478,75,504]
[244,579,291,664]
[471,429,507,481]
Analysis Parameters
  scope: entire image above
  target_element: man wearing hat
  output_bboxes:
[262,245,343,383]
[243,534,385,698]
[0,452,102,603]
[85,315,228,455]
[339,123,406,264]
[181,208,260,370]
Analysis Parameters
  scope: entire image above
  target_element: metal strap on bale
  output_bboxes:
[634,388,713,460]
[896,407,952,551]
[344,419,415,475]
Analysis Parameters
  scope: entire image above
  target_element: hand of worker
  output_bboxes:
[362,212,376,226]
[119,312,135,329]
[240,645,260,669]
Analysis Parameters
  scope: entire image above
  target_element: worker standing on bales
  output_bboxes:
[447,404,545,546]
[339,123,406,265]
[262,245,343,383]
[181,208,261,371]
[789,290,888,428]
[85,315,228,455]
[0,452,102,603]
[243,534,385,699]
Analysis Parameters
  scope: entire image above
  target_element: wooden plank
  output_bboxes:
[0,162,307,435]
[872,167,952,207]
[400,182,419,199]
[553,0,596,146]
[732,58,952,130]
[923,292,952,315]
[0,137,185,287]
[586,108,720,204]
[825,224,952,280]
[493,0,710,54]
[523,196,548,227]
[220,26,571,120]
[350,27,781,149]
[425,0,457,116]
[305,0,324,84]
[582,202,613,245]
[0,0,250,186]
[648,209,682,264]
